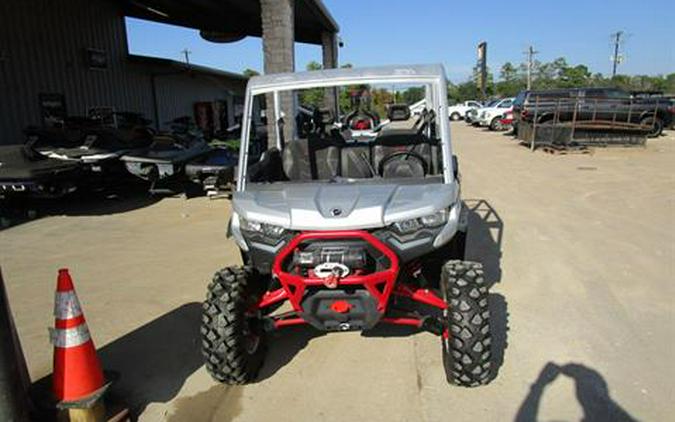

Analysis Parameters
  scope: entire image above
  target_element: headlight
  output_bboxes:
[392,209,449,235]
[240,216,285,238]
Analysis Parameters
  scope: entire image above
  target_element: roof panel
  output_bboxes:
[247,64,447,92]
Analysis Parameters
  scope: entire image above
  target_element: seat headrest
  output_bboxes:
[313,108,334,125]
[387,104,411,121]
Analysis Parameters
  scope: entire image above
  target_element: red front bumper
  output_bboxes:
[254,230,447,331]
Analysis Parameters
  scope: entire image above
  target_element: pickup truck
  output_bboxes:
[447,100,483,120]
[513,87,674,137]
[476,98,515,129]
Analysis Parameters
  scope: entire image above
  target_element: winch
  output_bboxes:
[292,243,368,270]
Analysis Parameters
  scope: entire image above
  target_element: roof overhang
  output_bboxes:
[122,0,338,45]
[127,54,248,80]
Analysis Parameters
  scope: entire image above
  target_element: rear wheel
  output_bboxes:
[640,115,664,138]
[201,266,267,384]
[441,261,492,387]
[450,112,461,121]
[489,117,503,131]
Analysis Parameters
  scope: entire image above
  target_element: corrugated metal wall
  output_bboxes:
[0,0,245,144]
[151,72,242,130]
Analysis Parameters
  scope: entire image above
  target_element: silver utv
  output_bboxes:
[231,64,466,252]
[201,64,494,388]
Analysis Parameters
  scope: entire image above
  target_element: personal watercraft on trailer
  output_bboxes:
[121,135,211,194]
[44,127,153,187]
[184,145,238,197]
[0,145,81,199]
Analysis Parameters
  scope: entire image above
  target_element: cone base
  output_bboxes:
[53,341,106,404]
[57,400,105,422]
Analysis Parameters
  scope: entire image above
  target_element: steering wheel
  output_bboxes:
[378,150,429,177]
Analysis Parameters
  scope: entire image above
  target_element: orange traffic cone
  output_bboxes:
[51,269,108,407]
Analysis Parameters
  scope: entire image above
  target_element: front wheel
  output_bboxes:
[201,266,267,384]
[450,112,461,121]
[441,261,492,387]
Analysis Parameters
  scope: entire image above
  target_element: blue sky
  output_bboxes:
[126,0,674,83]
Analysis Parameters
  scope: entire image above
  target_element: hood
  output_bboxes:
[233,181,458,230]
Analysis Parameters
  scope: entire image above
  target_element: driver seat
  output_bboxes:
[282,135,341,181]
[372,141,433,177]
[372,107,438,176]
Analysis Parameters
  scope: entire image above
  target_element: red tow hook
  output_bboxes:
[330,300,352,314]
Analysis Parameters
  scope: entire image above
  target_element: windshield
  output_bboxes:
[239,78,451,188]
[485,100,499,107]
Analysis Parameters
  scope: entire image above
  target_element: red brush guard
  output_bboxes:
[254,230,448,333]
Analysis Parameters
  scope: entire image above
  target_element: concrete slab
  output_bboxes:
[1,124,673,421]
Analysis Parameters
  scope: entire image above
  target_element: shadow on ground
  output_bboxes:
[31,303,204,419]
[97,303,204,416]
[516,362,638,422]
[256,326,325,382]
[1,181,160,230]
[465,198,504,288]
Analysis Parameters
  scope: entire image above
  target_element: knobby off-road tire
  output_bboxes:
[201,266,267,384]
[441,260,492,387]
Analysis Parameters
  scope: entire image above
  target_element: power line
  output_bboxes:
[524,45,538,90]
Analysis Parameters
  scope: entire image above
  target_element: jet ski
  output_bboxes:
[121,134,211,194]
[184,145,238,197]
[121,117,213,194]
[0,145,81,199]
[44,127,153,188]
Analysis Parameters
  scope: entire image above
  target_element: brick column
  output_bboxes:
[261,0,295,147]
[321,31,339,117]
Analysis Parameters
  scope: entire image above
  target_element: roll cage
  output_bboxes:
[236,64,455,190]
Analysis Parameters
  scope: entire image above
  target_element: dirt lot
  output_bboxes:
[1,124,674,421]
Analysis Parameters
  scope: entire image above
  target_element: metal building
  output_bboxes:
[0,0,339,143]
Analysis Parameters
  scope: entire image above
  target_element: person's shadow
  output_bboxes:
[516,362,638,422]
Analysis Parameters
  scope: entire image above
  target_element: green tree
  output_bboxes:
[500,62,519,82]
[305,61,322,71]
[495,62,526,97]
[299,61,325,108]
[402,86,425,104]
[242,68,259,78]
[558,64,592,88]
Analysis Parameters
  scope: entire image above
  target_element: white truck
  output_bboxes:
[447,100,483,121]
[476,98,514,129]
[410,99,482,121]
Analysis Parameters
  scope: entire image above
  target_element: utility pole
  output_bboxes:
[181,48,192,66]
[477,42,487,100]
[610,31,623,77]
[524,45,538,90]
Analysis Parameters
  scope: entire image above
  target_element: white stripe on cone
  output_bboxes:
[54,291,83,320]
[49,325,91,348]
